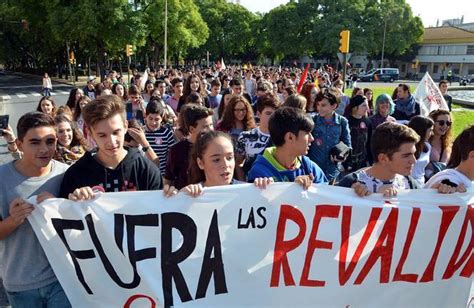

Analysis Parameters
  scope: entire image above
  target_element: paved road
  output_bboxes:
[0,72,73,165]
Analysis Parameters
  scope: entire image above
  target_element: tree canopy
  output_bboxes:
[0,0,424,72]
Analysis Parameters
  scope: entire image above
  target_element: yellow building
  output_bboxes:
[406,26,474,80]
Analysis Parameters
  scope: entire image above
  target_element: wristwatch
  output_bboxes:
[142,146,150,153]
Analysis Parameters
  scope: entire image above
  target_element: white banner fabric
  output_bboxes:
[28,184,473,308]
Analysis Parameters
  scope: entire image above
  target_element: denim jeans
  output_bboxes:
[6,281,70,308]
[0,278,8,306]
[42,88,51,96]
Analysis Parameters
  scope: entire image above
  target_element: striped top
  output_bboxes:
[145,126,176,174]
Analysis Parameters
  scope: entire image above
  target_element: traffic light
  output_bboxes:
[339,30,350,53]
[69,51,75,64]
[126,44,133,57]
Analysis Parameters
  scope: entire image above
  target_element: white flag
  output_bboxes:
[221,58,226,70]
[413,72,449,116]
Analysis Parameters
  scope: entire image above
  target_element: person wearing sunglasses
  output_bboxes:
[425,124,474,194]
[426,109,453,179]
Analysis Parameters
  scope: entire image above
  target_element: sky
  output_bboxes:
[238,0,474,27]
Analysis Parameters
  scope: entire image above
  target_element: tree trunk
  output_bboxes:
[96,39,105,81]
[87,56,91,77]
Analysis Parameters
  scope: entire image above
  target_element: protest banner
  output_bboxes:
[28,184,473,307]
[413,72,450,116]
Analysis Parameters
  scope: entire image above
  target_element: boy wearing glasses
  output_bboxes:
[308,90,351,183]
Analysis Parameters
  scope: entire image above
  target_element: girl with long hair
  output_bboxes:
[65,88,84,111]
[300,83,318,116]
[427,109,453,176]
[214,89,233,125]
[425,125,474,192]
[112,83,128,102]
[36,96,57,117]
[177,74,209,112]
[53,115,88,165]
[73,96,91,133]
[164,131,273,197]
[216,96,256,144]
[408,116,434,185]
[363,88,374,115]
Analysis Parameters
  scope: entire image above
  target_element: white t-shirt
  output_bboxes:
[424,169,473,189]
[411,142,431,185]
[352,169,411,193]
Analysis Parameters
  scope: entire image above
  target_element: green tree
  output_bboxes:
[46,0,147,78]
[194,0,257,63]
[145,0,208,66]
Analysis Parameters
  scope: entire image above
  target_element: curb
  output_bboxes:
[453,98,474,108]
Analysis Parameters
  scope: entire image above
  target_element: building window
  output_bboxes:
[467,45,474,55]
[420,65,428,73]
[433,65,439,73]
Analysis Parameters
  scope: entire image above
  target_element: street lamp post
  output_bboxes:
[381,17,387,69]
[164,0,168,70]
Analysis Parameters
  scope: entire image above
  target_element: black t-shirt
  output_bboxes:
[59,148,162,197]
[164,139,193,189]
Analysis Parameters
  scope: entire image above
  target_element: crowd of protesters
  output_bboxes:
[0,63,472,307]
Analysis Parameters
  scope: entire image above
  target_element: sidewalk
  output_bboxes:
[10,71,89,87]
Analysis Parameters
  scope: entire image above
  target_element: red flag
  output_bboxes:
[297,64,310,94]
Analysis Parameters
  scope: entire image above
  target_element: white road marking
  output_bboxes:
[16,93,27,98]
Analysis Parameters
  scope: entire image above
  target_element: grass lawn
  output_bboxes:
[344,85,473,137]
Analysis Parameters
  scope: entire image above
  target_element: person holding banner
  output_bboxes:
[60,95,162,200]
[425,124,474,193]
[392,84,421,123]
[170,131,274,197]
[0,112,71,307]
[338,122,420,197]
[248,106,327,188]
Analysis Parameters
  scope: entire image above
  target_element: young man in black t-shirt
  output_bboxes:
[60,95,162,200]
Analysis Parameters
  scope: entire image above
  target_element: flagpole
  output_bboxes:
[381,18,387,69]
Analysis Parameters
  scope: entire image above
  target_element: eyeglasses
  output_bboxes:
[234,108,247,113]
[435,120,452,126]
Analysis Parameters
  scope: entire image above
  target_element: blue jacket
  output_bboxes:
[308,113,351,182]
[247,147,327,184]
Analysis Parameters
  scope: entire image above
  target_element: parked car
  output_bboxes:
[360,68,399,82]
